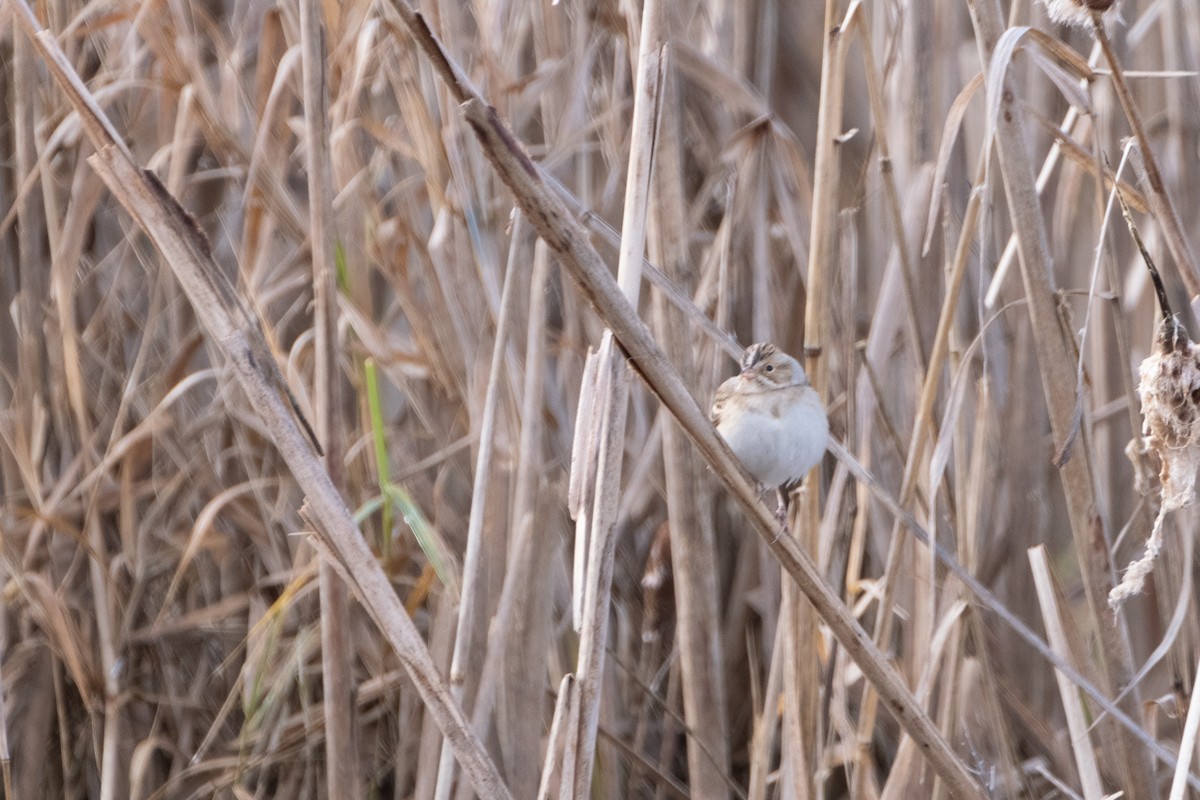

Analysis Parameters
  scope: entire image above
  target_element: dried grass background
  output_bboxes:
[3,0,1200,797]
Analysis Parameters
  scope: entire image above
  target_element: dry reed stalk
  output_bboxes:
[560,335,629,800]
[592,228,745,360]
[985,41,1100,308]
[648,44,731,800]
[465,244,551,799]
[802,0,846,401]
[749,10,777,346]
[0,581,9,800]
[789,1,853,794]
[1082,129,1156,552]
[415,593,461,800]
[536,675,575,800]
[747,615,785,800]
[1089,13,1200,302]
[11,0,46,417]
[298,1,359,797]
[856,12,926,371]
[555,0,665,795]
[1028,546,1106,800]
[85,509,121,800]
[930,384,998,800]
[966,0,1155,793]
[848,219,930,796]
[652,665,686,800]
[779,585,814,800]
[1170,661,1200,800]
[433,214,527,800]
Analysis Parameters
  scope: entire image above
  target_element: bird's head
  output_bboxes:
[738,342,807,391]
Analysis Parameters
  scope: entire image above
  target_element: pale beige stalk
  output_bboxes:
[298,3,359,797]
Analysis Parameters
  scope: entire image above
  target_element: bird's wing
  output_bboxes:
[710,377,738,424]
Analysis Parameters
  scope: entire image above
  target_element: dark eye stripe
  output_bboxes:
[741,342,779,371]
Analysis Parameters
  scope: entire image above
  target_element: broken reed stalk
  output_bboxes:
[562,336,629,800]
[7,4,513,798]
[560,0,663,794]
[297,3,359,797]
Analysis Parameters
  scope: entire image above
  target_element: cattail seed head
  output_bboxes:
[1137,318,1200,511]
[1039,0,1119,28]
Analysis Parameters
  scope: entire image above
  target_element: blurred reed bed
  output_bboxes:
[2,0,1200,797]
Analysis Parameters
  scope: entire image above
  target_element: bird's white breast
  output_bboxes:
[716,386,828,487]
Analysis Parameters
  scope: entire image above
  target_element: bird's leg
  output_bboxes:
[773,486,790,541]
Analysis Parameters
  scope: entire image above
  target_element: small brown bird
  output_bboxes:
[711,343,828,518]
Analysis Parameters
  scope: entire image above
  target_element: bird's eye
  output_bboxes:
[765,365,774,372]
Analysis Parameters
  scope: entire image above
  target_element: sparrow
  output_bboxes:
[711,343,829,520]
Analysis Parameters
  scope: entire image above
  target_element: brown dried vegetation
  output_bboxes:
[4,0,1200,798]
